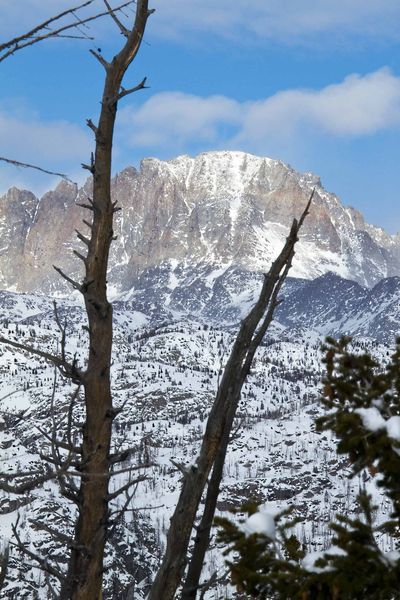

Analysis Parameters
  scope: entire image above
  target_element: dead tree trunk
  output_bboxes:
[148,193,313,600]
[181,244,293,599]
[57,3,152,598]
[0,2,153,597]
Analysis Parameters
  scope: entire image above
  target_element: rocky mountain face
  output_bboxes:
[113,267,400,343]
[277,272,400,341]
[1,151,400,294]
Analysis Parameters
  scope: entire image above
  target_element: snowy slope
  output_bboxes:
[0,276,398,598]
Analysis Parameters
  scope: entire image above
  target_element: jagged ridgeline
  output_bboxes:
[0,152,399,598]
[1,151,400,294]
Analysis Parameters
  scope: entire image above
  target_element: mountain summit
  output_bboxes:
[1,151,399,293]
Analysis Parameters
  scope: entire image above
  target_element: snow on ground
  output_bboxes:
[0,292,396,598]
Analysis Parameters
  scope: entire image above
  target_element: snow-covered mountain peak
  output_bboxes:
[1,151,400,293]
[140,151,284,197]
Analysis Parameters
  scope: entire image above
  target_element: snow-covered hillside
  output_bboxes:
[0,277,397,598]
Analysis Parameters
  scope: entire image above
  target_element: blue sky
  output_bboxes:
[1,0,400,232]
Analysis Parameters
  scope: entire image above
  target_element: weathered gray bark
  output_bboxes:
[149,194,313,600]
[0,3,152,597]
[59,3,152,598]
[181,248,293,599]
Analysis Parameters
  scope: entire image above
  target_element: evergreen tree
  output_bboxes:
[216,337,400,599]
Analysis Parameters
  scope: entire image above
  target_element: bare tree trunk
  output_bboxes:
[149,194,313,600]
[1,3,153,597]
[0,544,9,591]
[57,3,152,598]
[181,256,291,599]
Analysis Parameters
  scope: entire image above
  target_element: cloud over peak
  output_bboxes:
[119,68,400,155]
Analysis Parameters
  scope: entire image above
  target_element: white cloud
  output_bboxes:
[235,68,400,147]
[150,0,400,44]
[118,68,400,155]
[118,92,242,150]
[1,0,400,46]
[0,106,91,193]
[2,67,400,194]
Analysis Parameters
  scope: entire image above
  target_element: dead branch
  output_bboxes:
[89,48,110,70]
[108,485,138,536]
[170,458,189,476]
[103,0,129,37]
[86,118,98,134]
[108,76,148,106]
[0,335,68,373]
[0,334,83,383]
[11,515,66,583]
[73,250,88,264]
[0,1,137,63]
[53,302,68,366]
[0,1,96,54]
[82,218,93,230]
[109,445,140,465]
[81,151,95,174]
[0,471,56,494]
[107,474,149,501]
[76,229,90,246]
[0,156,74,182]
[53,265,83,294]
[31,519,76,549]
[35,423,81,456]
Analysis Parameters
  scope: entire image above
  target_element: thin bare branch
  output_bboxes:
[0,469,56,494]
[89,48,110,70]
[0,156,74,182]
[0,0,96,54]
[31,519,76,549]
[76,202,94,213]
[73,249,88,264]
[11,515,66,582]
[108,485,138,536]
[0,334,68,373]
[103,0,129,37]
[53,265,82,293]
[109,76,148,106]
[34,423,81,456]
[0,1,137,63]
[107,474,148,501]
[109,445,138,465]
[86,118,98,134]
[53,301,67,365]
[110,463,154,477]
[170,458,188,476]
